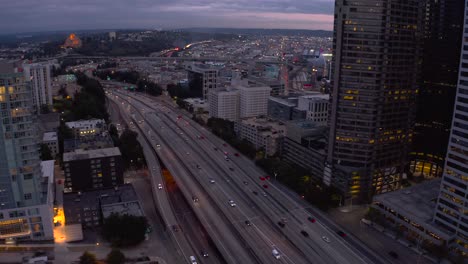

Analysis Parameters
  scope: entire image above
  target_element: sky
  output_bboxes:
[0,0,335,34]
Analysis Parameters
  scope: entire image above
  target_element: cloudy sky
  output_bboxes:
[0,0,335,34]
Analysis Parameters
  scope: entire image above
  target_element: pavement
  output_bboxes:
[327,206,436,264]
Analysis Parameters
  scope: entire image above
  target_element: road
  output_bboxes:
[109,94,257,264]
[107,87,380,264]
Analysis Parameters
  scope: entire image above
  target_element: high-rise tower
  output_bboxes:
[433,1,468,256]
[0,62,53,242]
[409,0,464,179]
[326,0,424,201]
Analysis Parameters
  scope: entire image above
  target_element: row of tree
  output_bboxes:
[79,249,125,264]
[109,126,147,170]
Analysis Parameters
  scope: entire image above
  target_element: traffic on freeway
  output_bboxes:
[107,86,384,264]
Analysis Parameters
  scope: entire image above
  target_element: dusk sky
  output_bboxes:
[0,0,335,34]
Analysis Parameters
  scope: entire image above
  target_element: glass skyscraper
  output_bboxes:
[433,1,468,256]
[326,0,424,201]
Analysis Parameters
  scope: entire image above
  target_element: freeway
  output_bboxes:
[110,96,229,264]
[109,94,260,264]
[66,54,292,65]
[109,89,378,264]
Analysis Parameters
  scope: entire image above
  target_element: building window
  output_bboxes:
[24,193,32,200]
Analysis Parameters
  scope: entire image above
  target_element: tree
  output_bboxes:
[79,251,97,264]
[39,143,53,160]
[109,124,119,145]
[106,249,125,264]
[102,213,148,247]
[118,129,146,170]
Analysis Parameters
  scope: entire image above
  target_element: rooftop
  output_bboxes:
[373,179,453,239]
[64,184,138,208]
[42,132,57,142]
[102,201,144,219]
[65,118,105,129]
[299,93,330,100]
[63,147,121,162]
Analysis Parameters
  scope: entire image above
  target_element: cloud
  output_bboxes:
[0,0,334,34]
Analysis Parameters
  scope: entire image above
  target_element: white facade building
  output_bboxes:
[42,132,58,158]
[433,3,468,255]
[23,63,53,113]
[0,62,54,242]
[297,94,330,125]
[208,88,239,121]
[239,85,271,118]
[65,119,105,137]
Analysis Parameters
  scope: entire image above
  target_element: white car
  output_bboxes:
[209,179,215,184]
[158,184,163,190]
[272,249,281,259]
[189,256,197,264]
[322,236,331,243]
[228,200,236,207]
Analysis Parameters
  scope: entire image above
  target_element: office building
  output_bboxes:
[63,184,142,228]
[63,147,123,192]
[186,63,222,100]
[433,3,468,255]
[208,88,239,121]
[267,96,306,121]
[235,117,285,156]
[239,85,271,118]
[65,118,105,137]
[282,120,327,181]
[42,132,58,158]
[327,0,423,201]
[409,0,464,179]
[23,63,53,114]
[0,62,54,242]
[297,94,330,125]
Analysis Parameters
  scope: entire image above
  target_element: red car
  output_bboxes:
[234,153,240,157]
[263,184,268,189]
[337,231,346,237]
[177,115,182,119]
[307,217,316,223]
[259,177,266,181]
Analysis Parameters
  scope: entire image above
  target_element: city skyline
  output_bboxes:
[0,0,335,34]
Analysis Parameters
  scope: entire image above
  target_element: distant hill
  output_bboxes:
[177,28,333,37]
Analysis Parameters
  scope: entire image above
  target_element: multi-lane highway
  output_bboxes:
[107,87,383,264]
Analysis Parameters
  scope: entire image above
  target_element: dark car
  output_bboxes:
[263,184,268,188]
[223,143,227,147]
[307,217,316,223]
[278,221,285,228]
[245,220,251,226]
[388,251,398,259]
[253,191,258,195]
[300,230,309,237]
[234,153,240,157]
[201,250,209,257]
[172,225,180,232]
[243,181,249,185]
[337,231,346,237]
[214,147,218,151]
[229,167,234,171]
